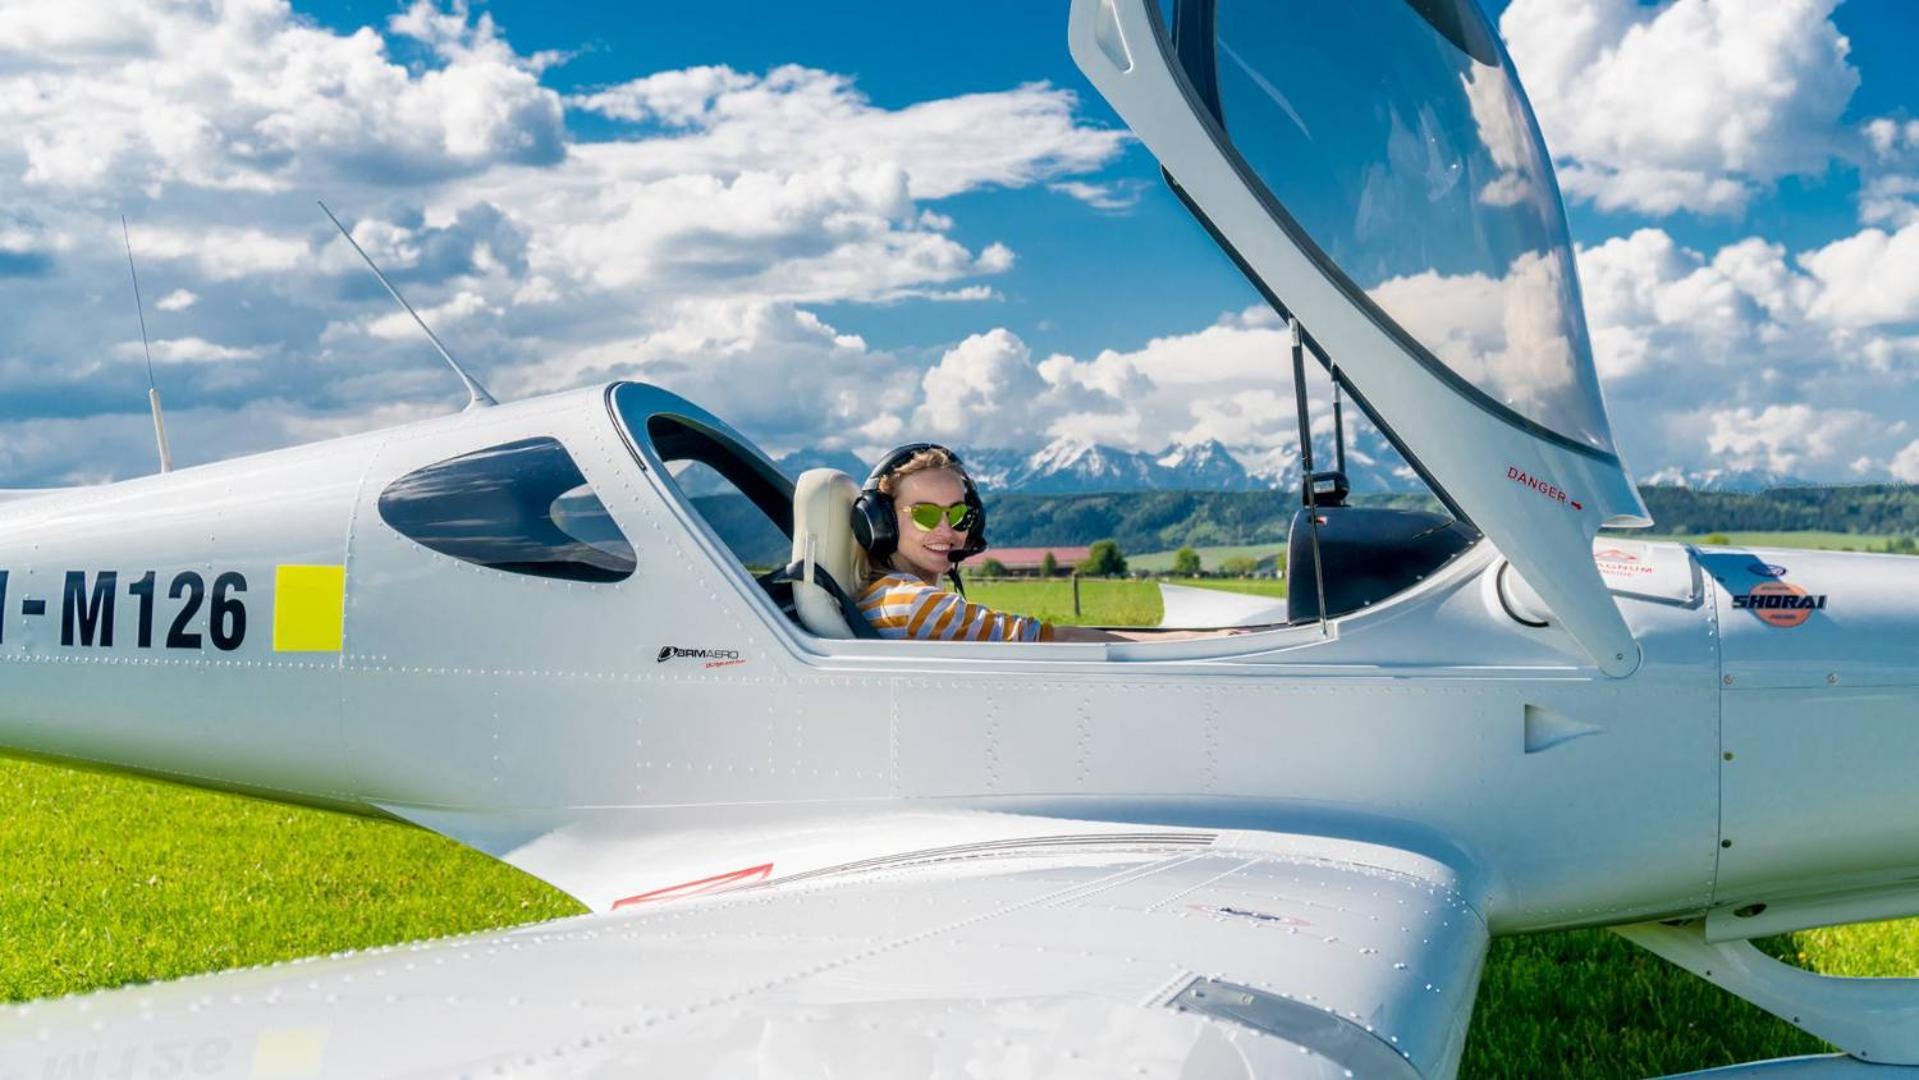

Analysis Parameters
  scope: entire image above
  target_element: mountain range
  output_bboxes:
[775,432,1420,496]
[774,438,1844,496]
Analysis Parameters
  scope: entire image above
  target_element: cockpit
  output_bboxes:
[379,0,1647,668]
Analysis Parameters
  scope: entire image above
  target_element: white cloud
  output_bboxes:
[112,337,264,364]
[0,0,566,194]
[153,289,197,312]
[128,226,310,282]
[1501,0,1859,216]
[566,65,1126,201]
[1800,222,1919,327]
[1572,227,1919,480]
[1047,180,1147,212]
[0,4,1132,485]
[1892,440,1919,483]
[1864,117,1919,160]
[1700,404,1893,477]
[897,308,1313,456]
[914,329,1053,439]
[1860,176,1919,229]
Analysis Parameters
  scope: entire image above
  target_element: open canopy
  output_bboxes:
[1073,0,1649,674]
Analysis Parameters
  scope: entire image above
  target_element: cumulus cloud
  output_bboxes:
[1800,223,1919,327]
[1700,404,1901,477]
[1574,227,1919,479]
[153,289,198,312]
[1864,118,1919,160]
[1892,440,1919,483]
[899,308,1313,456]
[1501,0,1859,216]
[565,65,1125,201]
[114,337,264,364]
[0,0,566,194]
[0,3,1132,485]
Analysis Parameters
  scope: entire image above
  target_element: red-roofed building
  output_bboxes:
[960,546,1092,576]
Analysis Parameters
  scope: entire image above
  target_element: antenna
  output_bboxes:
[317,201,496,411]
[122,216,173,474]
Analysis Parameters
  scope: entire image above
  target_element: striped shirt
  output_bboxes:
[857,572,1053,642]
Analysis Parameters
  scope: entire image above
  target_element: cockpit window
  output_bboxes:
[1190,0,1615,455]
[378,437,637,583]
[641,414,794,572]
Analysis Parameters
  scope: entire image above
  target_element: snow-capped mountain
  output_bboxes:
[1641,466,1818,492]
[1156,439,1266,491]
[770,432,1423,495]
[1014,438,1176,493]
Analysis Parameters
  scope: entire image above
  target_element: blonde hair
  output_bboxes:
[855,447,968,585]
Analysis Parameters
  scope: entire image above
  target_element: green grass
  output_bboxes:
[1165,576,1287,599]
[0,756,582,1003]
[966,576,1286,627]
[6,754,1918,1076]
[1130,544,1287,573]
[1604,529,1904,552]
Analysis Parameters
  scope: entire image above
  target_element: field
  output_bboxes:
[4,552,1915,1075]
[1607,529,1905,552]
[1128,543,1288,573]
[966,575,1286,626]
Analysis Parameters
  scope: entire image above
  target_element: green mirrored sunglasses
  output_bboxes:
[906,501,975,531]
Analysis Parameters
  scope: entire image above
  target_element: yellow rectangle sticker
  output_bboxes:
[273,565,346,652]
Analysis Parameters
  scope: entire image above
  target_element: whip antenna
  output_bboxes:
[318,201,496,410]
[121,216,173,474]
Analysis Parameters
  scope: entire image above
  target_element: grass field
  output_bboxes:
[965,576,1285,626]
[4,538,1914,1075]
[1604,529,1906,552]
[4,753,1911,1076]
[1129,543,1288,573]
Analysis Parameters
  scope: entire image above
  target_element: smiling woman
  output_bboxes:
[848,443,1237,643]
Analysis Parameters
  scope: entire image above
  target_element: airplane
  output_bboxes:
[2,0,1916,1076]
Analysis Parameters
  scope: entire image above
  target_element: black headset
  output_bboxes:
[851,442,988,564]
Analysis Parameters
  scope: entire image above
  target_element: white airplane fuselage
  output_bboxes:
[0,381,1913,942]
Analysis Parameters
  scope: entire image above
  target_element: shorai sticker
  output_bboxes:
[1731,581,1826,628]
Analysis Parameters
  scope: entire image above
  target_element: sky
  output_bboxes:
[0,0,1914,487]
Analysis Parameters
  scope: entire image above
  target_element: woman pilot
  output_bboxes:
[850,444,1234,643]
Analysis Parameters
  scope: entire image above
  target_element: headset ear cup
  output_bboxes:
[851,492,897,560]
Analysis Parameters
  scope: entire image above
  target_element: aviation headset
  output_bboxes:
[851,442,989,564]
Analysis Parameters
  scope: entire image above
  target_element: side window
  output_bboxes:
[666,460,790,571]
[378,437,637,583]
[641,414,795,574]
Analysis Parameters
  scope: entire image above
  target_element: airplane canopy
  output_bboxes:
[1073,0,1649,675]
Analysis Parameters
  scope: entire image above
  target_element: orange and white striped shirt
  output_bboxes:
[857,572,1054,642]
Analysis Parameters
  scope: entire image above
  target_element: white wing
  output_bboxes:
[0,830,1486,1078]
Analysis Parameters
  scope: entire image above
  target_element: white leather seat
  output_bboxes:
[789,469,866,638]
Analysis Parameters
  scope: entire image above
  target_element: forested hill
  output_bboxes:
[982,485,1919,552]
[1635,485,1919,535]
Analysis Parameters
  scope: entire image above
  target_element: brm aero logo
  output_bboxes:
[656,645,745,668]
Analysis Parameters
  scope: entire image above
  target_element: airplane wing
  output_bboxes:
[0,828,1486,1078]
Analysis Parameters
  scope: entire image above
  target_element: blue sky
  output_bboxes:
[0,0,1914,487]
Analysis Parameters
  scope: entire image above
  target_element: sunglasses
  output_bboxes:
[906,501,976,531]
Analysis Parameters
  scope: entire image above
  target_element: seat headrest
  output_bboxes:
[790,469,863,638]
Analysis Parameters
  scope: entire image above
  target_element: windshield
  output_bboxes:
[1193,0,1615,454]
